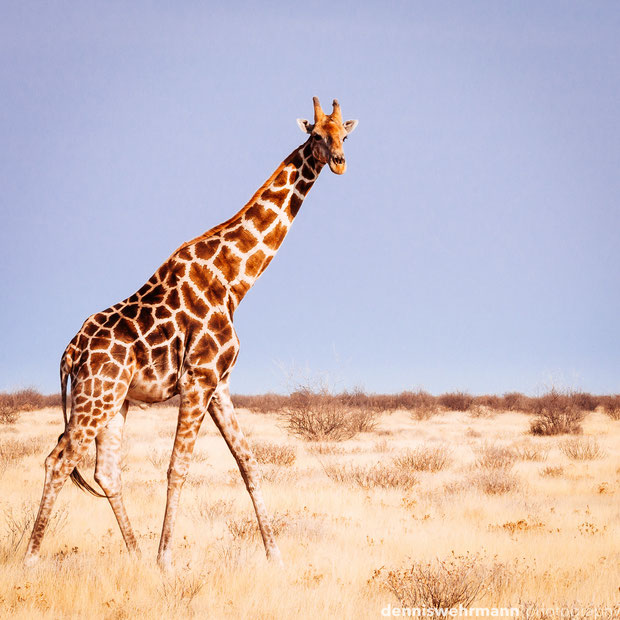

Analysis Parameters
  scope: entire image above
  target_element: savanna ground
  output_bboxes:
[0,391,619,618]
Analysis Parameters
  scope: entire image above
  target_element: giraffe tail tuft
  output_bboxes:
[60,345,105,498]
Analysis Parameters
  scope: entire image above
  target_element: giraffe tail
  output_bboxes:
[60,345,105,498]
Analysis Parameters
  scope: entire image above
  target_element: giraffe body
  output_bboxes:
[25,98,357,567]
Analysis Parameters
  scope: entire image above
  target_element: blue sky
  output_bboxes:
[1,2,618,396]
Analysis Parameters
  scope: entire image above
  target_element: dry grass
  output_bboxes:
[560,437,607,461]
[392,445,452,472]
[512,441,550,462]
[474,443,517,470]
[371,552,505,608]
[0,399,619,618]
[470,469,520,495]
[250,441,296,466]
[147,448,169,469]
[539,466,564,478]
[323,461,418,490]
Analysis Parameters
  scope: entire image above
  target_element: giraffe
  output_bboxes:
[24,97,358,568]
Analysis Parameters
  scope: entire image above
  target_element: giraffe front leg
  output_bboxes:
[157,378,214,569]
[94,402,140,555]
[208,382,283,566]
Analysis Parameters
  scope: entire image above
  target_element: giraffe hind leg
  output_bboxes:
[157,377,215,569]
[94,401,139,554]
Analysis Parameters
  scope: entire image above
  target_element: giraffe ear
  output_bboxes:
[297,118,313,134]
[344,119,358,135]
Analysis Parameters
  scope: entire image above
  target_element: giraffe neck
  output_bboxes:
[185,141,324,311]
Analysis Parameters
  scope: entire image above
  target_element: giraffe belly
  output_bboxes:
[127,367,178,404]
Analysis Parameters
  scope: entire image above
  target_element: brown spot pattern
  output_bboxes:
[213,245,241,281]
[263,222,288,249]
[245,250,266,277]
[225,227,258,253]
[245,204,277,232]
[262,187,289,208]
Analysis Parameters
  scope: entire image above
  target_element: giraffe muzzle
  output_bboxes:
[329,155,346,175]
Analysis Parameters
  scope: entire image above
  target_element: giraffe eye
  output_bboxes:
[312,134,322,141]
[343,135,348,141]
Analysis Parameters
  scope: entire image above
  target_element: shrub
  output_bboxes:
[0,406,20,425]
[472,469,520,495]
[371,553,498,608]
[560,437,606,461]
[501,392,532,412]
[601,395,620,420]
[529,389,585,436]
[231,393,289,414]
[570,392,598,412]
[474,443,516,470]
[306,443,346,456]
[393,445,452,473]
[323,462,418,490]
[539,466,564,478]
[512,441,549,462]
[474,394,503,409]
[281,387,379,441]
[467,404,496,418]
[393,390,438,419]
[0,438,48,474]
[438,392,474,412]
[250,441,296,466]
[0,388,61,423]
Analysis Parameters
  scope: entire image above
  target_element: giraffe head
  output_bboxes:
[297,97,358,175]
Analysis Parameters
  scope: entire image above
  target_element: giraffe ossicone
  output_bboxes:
[25,97,358,568]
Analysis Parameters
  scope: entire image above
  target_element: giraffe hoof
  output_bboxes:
[267,548,284,567]
[23,553,40,568]
[157,551,172,572]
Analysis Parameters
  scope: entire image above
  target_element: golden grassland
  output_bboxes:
[0,405,619,618]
